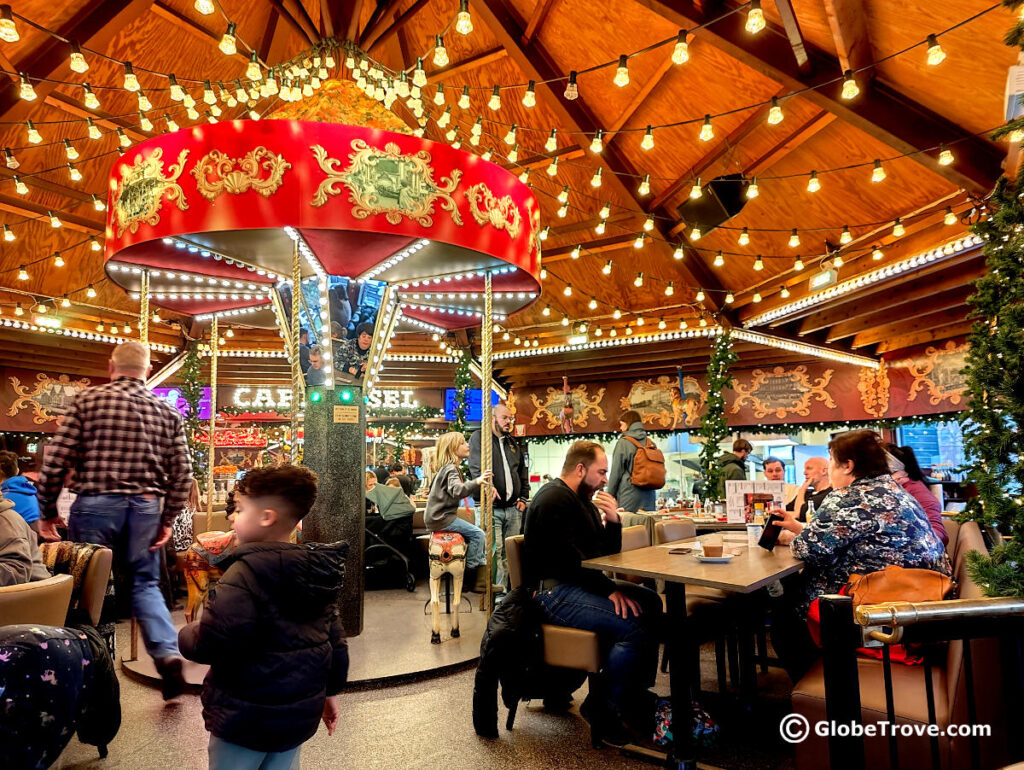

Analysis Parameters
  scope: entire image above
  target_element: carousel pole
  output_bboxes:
[139,269,150,347]
[289,242,301,464]
[481,271,494,617]
[206,315,218,533]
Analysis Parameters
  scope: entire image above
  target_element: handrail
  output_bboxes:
[855,596,1024,635]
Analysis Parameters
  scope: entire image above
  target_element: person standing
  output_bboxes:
[36,342,193,700]
[606,410,657,513]
[469,403,529,591]
[715,438,752,498]
[789,457,832,522]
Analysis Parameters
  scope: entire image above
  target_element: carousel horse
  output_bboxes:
[182,531,236,623]
[427,531,467,644]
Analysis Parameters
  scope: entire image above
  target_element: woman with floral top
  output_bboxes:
[770,429,951,680]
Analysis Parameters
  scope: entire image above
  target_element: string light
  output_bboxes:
[168,74,184,101]
[63,139,79,161]
[458,85,470,109]
[672,29,689,65]
[523,80,536,107]
[3,147,16,169]
[944,207,957,226]
[665,282,674,296]
[613,307,622,319]
[780,286,791,298]
[871,246,884,260]
[713,251,725,267]
[673,244,684,260]
[634,234,646,249]
[746,0,765,34]
[926,34,945,65]
[1,224,11,241]
[542,304,551,317]
[26,121,42,144]
[86,285,97,298]
[17,266,29,280]
[137,89,151,111]
[892,218,905,237]
[695,289,705,302]
[832,253,844,268]
[841,70,859,100]
[840,225,852,244]
[788,229,800,247]
[753,255,764,271]
[643,215,655,231]
[166,114,179,132]
[53,252,65,267]
[591,168,603,187]
[564,71,579,100]
[699,114,714,141]
[122,62,139,91]
[194,0,215,14]
[744,176,760,199]
[545,128,558,152]
[433,35,449,68]
[767,96,783,125]
[806,171,820,193]
[433,83,446,106]
[561,314,570,327]
[90,238,101,251]
[752,291,762,303]
[547,156,559,176]
[938,145,954,166]
[19,74,36,101]
[725,292,734,304]
[557,185,570,203]
[218,22,237,56]
[614,54,630,87]
[590,129,604,153]
[117,128,130,147]
[637,173,650,196]
[871,159,886,182]
[503,123,517,144]
[689,178,703,199]
[794,257,805,271]
[563,283,573,296]
[138,112,153,131]
[48,211,61,228]
[14,303,23,316]
[456,0,473,35]
[488,85,501,110]
[571,244,581,259]
[557,202,568,217]
[246,52,262,81]
[14,176,27,195]
[602,260,613,275]
[738,227,750,246]
[0,5,19,42]
[61,296,71,308]
[92,194,105,211]
[67,162,82,181]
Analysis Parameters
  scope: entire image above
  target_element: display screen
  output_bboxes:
[444,388,500,422]
[151,386,212,420]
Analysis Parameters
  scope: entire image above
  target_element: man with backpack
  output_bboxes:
[607,410,666,513]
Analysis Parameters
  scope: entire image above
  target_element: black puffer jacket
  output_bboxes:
[179,541,349,753]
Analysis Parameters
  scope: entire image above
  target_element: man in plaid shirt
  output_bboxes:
[37,341,193,699]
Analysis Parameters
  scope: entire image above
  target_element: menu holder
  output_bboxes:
[725,480,785,524]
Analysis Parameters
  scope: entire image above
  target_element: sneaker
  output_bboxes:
[579,696,632,747]
[155,656,186,701]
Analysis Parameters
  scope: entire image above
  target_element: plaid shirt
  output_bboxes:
[38,377,193,526]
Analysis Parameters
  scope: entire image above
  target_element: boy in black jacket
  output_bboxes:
[179,465,348,770]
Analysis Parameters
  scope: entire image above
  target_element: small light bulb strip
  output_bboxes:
[398,315,448,334]
[359,239,431,280]
[199,349,288,358]
[194,302,271,321]
[283,226,329,281]
[0,317,176,352]
[400,301,507,322]
[162,238,287,281]
[730,329,879,369]
[383,353,460,363]
[743,234,983,327]
[401,291,538,301]
[492,326,721,360]
[393,265,520,288]
[109,260,270,289]
[136,291,269,302]
[365,290,401,390]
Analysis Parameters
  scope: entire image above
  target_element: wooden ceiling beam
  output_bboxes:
[875,321,974,356]
[359,0,404,46]
[522,0,559,45]
[500,145,584,171]
[0,168,94,204]
[744,110,835,175]
[631,0,1003,195]
[0,0,155,124]
[429,47,509,83]
[542,233,637,262]
[851,306,970,349]
[268,0,320,46]
[822,0,873,74]
[775,0,811,75]
[475,0,729,316]
[825,285,974,343]
[43,91,153,142]
[151,2,220,46]
[366,0,430,55]
[606,56,674,138]
[0,195,103,233]
[347,0,366,41]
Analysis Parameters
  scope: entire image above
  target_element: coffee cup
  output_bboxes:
[703,541,724,558]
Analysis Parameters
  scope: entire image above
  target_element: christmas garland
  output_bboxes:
[180,341,208,491]
[367,405,444,420]
[451,350,472,435]
[729,412,965,435]
[698,331,738,501]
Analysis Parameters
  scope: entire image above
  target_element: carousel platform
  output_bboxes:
[121,582,485,690]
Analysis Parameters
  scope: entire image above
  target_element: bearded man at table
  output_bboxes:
[523,440,662,746]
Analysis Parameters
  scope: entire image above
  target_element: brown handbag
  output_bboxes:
[846,564,954,606]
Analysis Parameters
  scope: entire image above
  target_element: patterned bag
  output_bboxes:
[652,698,719,748]
[171,508,195,552]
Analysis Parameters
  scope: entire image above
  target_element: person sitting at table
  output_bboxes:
[523,440,663,746]
[0,494,50,586]
[0,450,40,530]
[787,457,832,522]
[884,444,947,546]
[770,430,950,681]
[762,457,798,508]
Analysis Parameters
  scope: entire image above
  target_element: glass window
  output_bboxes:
[896,420,966,480]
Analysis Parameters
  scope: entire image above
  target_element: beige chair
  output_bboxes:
[0,573,74,626]
[38,543,113,626]
[193,511,231,537]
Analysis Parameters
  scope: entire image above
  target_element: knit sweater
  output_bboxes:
[424,463,480,531]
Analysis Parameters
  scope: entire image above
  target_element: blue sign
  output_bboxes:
[444,388,500,422]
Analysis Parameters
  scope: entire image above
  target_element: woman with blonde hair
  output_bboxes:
[425,432,491,577]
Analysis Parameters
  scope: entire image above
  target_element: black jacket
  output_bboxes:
[469,429,530,507]
[179,541,349,753]
[522,479,622,597]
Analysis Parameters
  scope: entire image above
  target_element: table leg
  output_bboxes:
[664,582,697,770]
[736,593,764,699]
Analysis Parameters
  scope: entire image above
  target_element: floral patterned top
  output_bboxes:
[790,474,951,616]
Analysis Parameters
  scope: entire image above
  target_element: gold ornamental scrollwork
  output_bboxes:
[191,147,291,201]
[907,341,968,406]
[858,361,890,418]
[529,385,606,430]
[309,141,463,227]
[113,149,189,237]
[730,366,836,419]
[620,376,706,428]
[466,182,522,239]
[7,373,92,424]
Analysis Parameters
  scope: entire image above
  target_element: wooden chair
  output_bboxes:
[0,573,74,626]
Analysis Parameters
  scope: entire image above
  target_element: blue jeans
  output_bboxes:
[535,581,661,714]
[491,505,523,590]
[209,736,301,770]
[69,494,179,660]
[443,516,486,568]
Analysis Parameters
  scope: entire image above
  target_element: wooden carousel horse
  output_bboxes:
[182,531,236,623]
[428,531,467,644]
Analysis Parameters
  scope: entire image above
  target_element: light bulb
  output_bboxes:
[892,218,905,237]
[471,116,483,136]
[636,317,644,326]
[625,326,633,335]
[602,260,612,275]
[166,114,179,132]
[248,109,259,120]
[571,244,581,259]
[610,328,618,337]
[1,224,11,241]
[594,326,603,336]
[503,124,517,145]
[123,62,139,91]
[832,254,844,268]
[547,156,559,176]
[48,211,61,228]
[674,244,684,260]
[788,229,800,248]
[92,194,105,211]
[872,246,884,260]
[434,84,446,106]
[117,128,130,147]
[938,146,954,166]
[689,178,703,199]
[780,286,790,298]
[591,168,603,187]
[87,118,101,139]
[14,304,23,316]
[753,291,762,303]
[14,176,27,195]
[614,55,630,87]
[86,285,97,298]
[90,238,100,251]
[139,112,153,131]
[433,35,449,67]
[80,83,102,110]
[794,257,804,271]
[64,139,79,161]
[806,171,820,193]
[456,0,473,35]
[557,185,570,203]
[690,226,702,241]
[641,125,654,150]
[590,129,604,153]
[53,252,65,267]
[638,173,650,196]
[713,251,724,267]
[68,163,82,181]
[518,168,529,182]
[17,266,28,280]
[123,323,131,334]
[599,202,611,218]
[672,29,689,65]
[437,107,451,128]
[246,52,262,81]
[613,308,622,319]
[944,207,957,226]
[643,215,654,232]
[542,304,551,317]
[2,147,15,169]
[841,70,859,100]
[634,235,645,250]
[26,121,42,144]
[19,74,36,101]
[840,225,852,244]
[137,89,151,111]
[561,315,569,327]
[871,159,886,182]
[219,22,236,56]
[544,128,558,152]
[595,221,606,235]
[564,71,578,100]
[488,85,501,110]
[746,0,765,34]
[187,106,199,120]
[767,96,783,125]
[699,114,714,141]
[62,296,71,308]
[926,34,945,66]
[194,0,215,14]
[169,74,184,101]
[746,177,759,199]
[658,318,667,329]
[753,255,764,271]
[665,282,674,296]
[557,203,568,218]
[738,227,750,246]
[152,310,160,322]
[458,85,470,109]
[563,284,573,296]
[0,5,19,42]
[725,292,734,304]
[523,80,536,107]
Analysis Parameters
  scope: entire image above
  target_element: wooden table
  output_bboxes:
[582,535,802,769]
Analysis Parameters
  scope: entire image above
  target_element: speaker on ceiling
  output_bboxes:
[675,173,749,233]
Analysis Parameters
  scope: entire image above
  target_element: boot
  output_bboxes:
[470,566,489,593]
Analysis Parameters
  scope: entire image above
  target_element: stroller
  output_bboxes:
[364,498,416,592]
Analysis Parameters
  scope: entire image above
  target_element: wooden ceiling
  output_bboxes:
[0,0,1013,388]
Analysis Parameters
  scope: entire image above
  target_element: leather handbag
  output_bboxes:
[846,564,954,606]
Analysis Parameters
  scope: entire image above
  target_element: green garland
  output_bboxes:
[698,330,738,500]
[180,341,208,492]
[729,412,964,435]
[960,174,1024,597]
[451,350,472,435]
[367,405,443,420]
